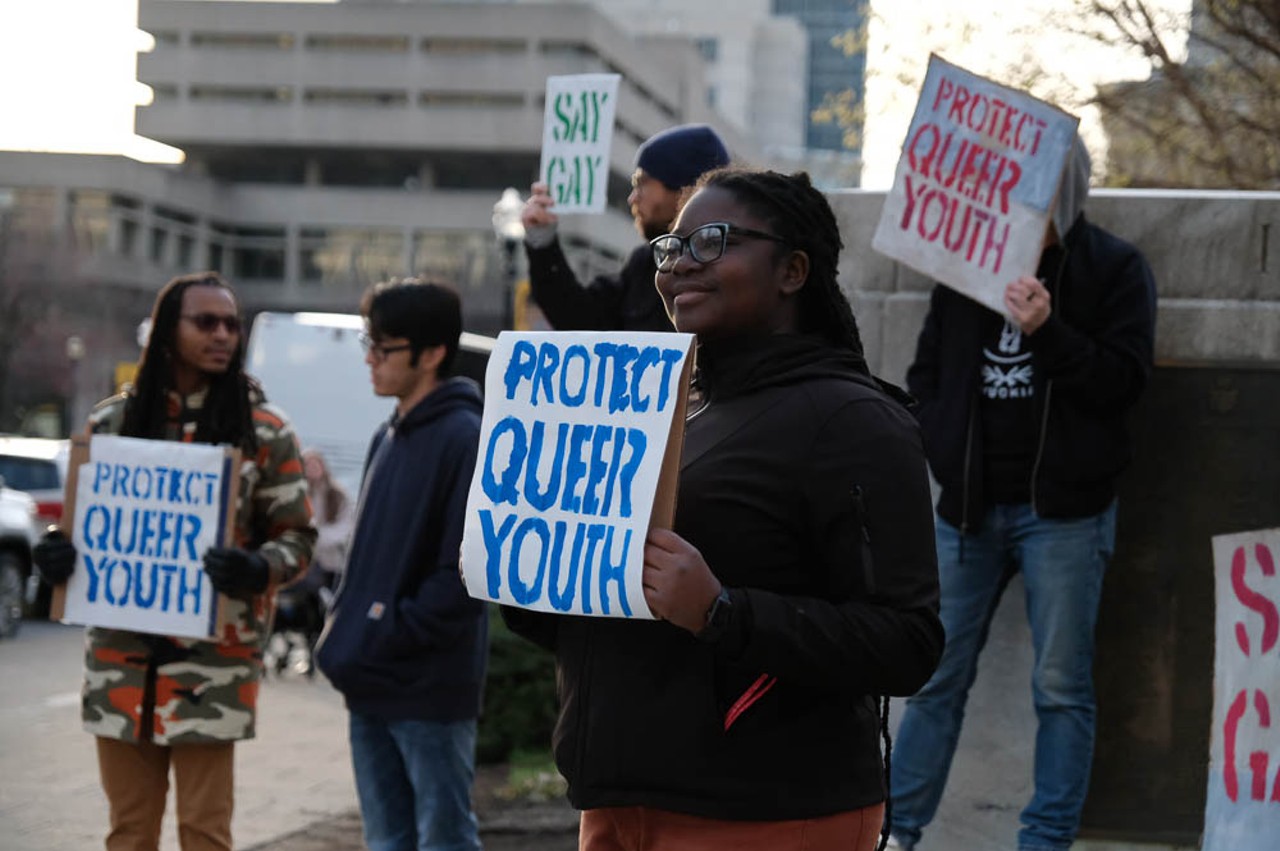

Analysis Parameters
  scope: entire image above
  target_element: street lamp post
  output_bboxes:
[491,187,525,331]
[64,335,85,436]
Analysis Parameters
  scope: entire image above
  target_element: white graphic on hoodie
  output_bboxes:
[981,320,1034,399]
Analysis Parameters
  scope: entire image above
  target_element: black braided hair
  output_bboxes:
[692,168,867,361]
[121,271,259,455]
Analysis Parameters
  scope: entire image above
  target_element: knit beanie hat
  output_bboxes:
[634,124,731,190]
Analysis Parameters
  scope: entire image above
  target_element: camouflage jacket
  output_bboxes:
[81,387,315,745]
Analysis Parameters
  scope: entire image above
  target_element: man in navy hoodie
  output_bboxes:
[316,278,487,851]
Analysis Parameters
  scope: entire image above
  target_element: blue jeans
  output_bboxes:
[889,503,1116,851]
[348,712,482,851]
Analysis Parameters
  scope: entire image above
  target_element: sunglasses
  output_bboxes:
[650,222,789,271]
[181,313,242,334]
[358,333,413,361]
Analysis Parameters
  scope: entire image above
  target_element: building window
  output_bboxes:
[299,228,405,289]
[305,34,409,53]
[419,92,523,108]
[189,32,295,50]
[61,190,110,251]
[190,86,293,104]
[304,89,408,107]
[539,41,600,61]
[119,219,139,257]
[177,233,195,269]
[421,38,525,56]
[149,227,168,264]
[228,226,286,281]
[695,37,719,62]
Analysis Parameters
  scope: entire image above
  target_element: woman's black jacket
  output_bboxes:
[504,335,943,820]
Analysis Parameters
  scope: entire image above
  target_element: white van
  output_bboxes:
[246,312,494,495]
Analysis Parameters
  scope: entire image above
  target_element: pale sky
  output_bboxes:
[0,0,1187,184]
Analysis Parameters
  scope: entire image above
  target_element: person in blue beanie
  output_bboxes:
[315,278,487,851]
[520,123,731,331]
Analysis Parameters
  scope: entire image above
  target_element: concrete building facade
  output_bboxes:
[0,0,759,428]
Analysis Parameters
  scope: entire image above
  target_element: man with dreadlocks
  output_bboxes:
[503,168,942,851]
[33,271,315,851]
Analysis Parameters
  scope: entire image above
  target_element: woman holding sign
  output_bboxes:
[506,169,943,850]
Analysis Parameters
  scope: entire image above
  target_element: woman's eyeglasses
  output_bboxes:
[358,333,413,361]
[182,313,242,334]
[650,222,789,271]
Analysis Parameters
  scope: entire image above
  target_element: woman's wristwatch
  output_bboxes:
[696,586,733,642]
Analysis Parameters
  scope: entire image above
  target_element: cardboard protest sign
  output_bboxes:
[51,434,239,639]
[460,331,694,619]
[1205,528,1280,848]
[872,55,1079,314]
[538,73,621,214]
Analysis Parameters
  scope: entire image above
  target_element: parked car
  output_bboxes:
[0,437,70,619]
[0,483,38,637]
[0,436,69,525]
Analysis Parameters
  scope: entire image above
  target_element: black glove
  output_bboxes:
[32,527,77,585]
[203,547,271,598]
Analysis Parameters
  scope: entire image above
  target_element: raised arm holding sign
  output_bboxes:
[522,119,730,332]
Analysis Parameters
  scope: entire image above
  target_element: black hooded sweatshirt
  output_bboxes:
[504,334,943,820]
[316,377,487,722]
[906,214,1157,530]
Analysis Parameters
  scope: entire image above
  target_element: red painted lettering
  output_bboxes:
[1232,544,1279,656]
[899,175,929,232]
[1223,688,1280,802]
[918,190,948,242]
[947,84,971,126]
[931,77,954,114]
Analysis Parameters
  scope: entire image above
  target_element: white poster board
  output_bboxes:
[538,73,621,214]
[872,54,1079,314]
[57,435,237,639]
[460,331,694,619]
[1206,527,1280,849]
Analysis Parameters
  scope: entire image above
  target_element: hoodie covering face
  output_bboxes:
[1053,134,1091,240]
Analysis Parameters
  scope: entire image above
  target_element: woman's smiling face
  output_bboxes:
[654,185,803,341]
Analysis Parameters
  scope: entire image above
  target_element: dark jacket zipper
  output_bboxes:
[852,486,876,596]
[1029,245,1071,514]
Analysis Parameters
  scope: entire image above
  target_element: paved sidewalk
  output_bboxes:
[1,587,1200,851]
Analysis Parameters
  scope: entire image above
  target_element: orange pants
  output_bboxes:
[580,802,886,851]
[96,736,235,851]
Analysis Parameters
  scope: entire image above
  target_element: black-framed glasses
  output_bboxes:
[650,222,789,271]
[358,333,413,361]
[181,313,241,334]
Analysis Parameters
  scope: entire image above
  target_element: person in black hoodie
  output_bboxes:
[504,168,943,851]
[315,279,486,851]
[886,136,1157,851]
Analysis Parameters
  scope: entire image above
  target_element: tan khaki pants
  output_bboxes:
[580,802,886,851]
[96,736,234,851]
